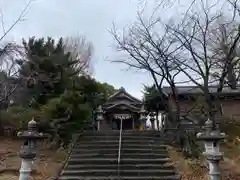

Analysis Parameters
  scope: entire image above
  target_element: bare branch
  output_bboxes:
[0,0,34,42]
[0,0,34,107]
[112,0,240,127]
[63,35,94,75]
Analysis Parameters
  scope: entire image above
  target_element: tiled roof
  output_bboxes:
[162,85,240,95]
[105,102,141,112]
[107,86,142,103]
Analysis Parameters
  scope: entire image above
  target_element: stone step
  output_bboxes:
[120,153,169,158]
[122,138,164,141]
[123,135,160,138]
[59,131,179,180]
[78,137,159,142]
[80,135,159,139]
[67,158,171,165]
[120,158,171,164]
[74,143,167,150]
[79,136,119,140]
[71,148,168,154]
[70,153,169,159]
[82,130,160,135]
[76,140,164,144]
[67,158,117,165]
[74,142,164,146]
[65,164,175,170]
[82,130,120,135]
[59,175,180,180]
[74,142,119,146]
[74,144,167,149]
[61,169,176,176]
[123,133,160,136]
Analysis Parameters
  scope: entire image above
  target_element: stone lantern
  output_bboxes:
[95,105,104,131]
[139,105,147,130]
[197,118,226,180]
[17,118,46,180]
[149,112,156,130]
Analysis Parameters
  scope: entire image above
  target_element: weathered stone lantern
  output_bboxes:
[139,105,147,130]
[197,118,226,180]
[149,112,156,130]
[17,118,46,180]
[95,105,104,131]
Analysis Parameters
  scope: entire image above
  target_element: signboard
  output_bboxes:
[114,114,132,120]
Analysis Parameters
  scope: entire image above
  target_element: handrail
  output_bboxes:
[118,118,123,164]
[117,118,123,179]
[57,121,92,179]
[57,132,80,178]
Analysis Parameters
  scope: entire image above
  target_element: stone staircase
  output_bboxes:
[59,130,179,180]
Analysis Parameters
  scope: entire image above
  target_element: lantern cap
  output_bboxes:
[17,118,47,140]
[140,105,146,114]
[28,117,37,127]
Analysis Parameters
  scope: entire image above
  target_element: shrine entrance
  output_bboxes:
[112,114,134,130]
[99,87,143,131]
[113,119,133,130]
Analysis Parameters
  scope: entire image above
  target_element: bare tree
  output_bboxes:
[63,35,94,75]
[111,0,240,129]
[209,17,240,89]
[227,0,240,19]
[0,43,25,106]
[166,0,240,128]
[110,14,187,125]
[0,0,34,107]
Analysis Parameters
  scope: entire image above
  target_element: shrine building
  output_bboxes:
[99,87,143,130]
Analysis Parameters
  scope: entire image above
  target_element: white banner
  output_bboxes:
[114,114,132,120]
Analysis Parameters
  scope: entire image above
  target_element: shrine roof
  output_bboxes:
[162,85,240,95]
[104,102,141,112]
[106,86,142,104]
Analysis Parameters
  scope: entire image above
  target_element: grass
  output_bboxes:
[168,139,240,180]
[168,146,209,180]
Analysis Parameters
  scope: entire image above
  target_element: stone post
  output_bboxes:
[139,105,147,130]
[149,112,155,130]
[17,118,46,180]
[197,119,226,180]
[95,105,104,131]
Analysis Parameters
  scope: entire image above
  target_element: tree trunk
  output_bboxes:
[227,63,237,89]
[170,82,180,126]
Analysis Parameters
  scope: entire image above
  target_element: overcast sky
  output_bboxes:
[0,0,209,99]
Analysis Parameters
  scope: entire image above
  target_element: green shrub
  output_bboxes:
[0,106,43,129]
[39,90,92,147]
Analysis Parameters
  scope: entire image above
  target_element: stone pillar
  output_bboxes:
[17,118,46,180]
[141,117,147,130]
[132,118,135,129]
[162,113,168,131]
[149,112,155,130]
[139,105,147,130]
[197,119,226,180]
[95,105,104,131]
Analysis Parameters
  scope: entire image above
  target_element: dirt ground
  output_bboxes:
[168,144,240,180]
[0,138,67,180]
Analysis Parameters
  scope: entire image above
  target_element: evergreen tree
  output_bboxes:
[20,37,78,105]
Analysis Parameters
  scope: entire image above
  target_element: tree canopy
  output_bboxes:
[0,36,117,147]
